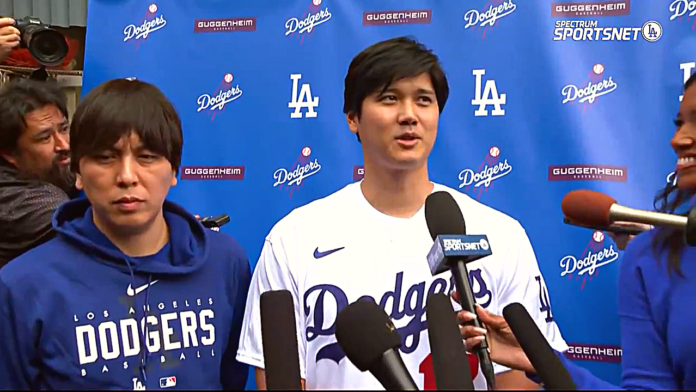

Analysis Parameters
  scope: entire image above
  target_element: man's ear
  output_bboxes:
[0,150,17,166]
[75,174,83,190]
[346,111,358,135]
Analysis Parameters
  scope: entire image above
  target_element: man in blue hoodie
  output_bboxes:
[0,78,251,390]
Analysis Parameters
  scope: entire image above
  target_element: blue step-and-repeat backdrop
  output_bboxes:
[83,0,694,388]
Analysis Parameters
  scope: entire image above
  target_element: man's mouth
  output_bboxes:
[395,133,420,141]
[114,197,143,204]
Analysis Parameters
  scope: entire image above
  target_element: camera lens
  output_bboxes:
[28,28,68,67]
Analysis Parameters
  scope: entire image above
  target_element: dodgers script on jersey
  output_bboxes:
[236,182,567,390]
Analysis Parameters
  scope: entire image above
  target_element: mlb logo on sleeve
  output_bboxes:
[159,376,177,388]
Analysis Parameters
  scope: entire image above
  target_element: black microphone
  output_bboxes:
[503,303,577,390]
[335,300,419,390]
[426,293,475,390]
[260,290,302,390]
[424,191,497,390]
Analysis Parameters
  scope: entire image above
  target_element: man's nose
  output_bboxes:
[54,132,69,151]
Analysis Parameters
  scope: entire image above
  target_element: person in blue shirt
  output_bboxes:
[0,78,251,390]
[457,72,696,390]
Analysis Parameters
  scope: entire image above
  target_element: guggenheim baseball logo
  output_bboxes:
[363,9,432,26]
[551,1,630,17]
[353,165,364,181]
[548,164,627,182]
[194,17,256,33]
[180,166,245,180]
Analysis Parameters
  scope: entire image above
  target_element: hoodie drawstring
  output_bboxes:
[124,258,153,386]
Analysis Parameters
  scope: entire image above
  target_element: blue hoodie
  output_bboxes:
[0,198,251,390]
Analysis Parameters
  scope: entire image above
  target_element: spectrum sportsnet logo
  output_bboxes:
[180,166,245,180]
[285,0,332,44]
[274,147,322,197]
[463,0,517,36]
[363,9,431,26]
[562,64,617,111]
[353,165,364,181]
[458,146,513,199]
[560,231,619,290]
[197,73,243,121]
[124,3,167,43]
[548,164,627,182]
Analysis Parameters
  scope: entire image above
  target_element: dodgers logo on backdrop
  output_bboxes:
[680,62,695,102]
[670,0,696,21]
[197,73,243,122]
[472,69,506,116]
[285,0,332,44]
[273,147,322,197]
[463,0,516,36]
[458,147,513,200]
[561,64,617,112]
[559,231,619,290]
[123,3,167,43]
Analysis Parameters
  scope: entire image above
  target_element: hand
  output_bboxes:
[606,221,653,250]
[0,18,20,61]
[453,291,535,373]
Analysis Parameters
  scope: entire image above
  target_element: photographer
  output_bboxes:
[0,17,19,62]
[0,78,76,267]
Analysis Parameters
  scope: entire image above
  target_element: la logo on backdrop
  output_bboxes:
[463,0,517,38]
[559,230,619,290]
[273,147,322,197]
[123,3,167,48]
[285,0,332,45]
[561,63,617,113]
[458,146,513,200]
[197,73,243,122]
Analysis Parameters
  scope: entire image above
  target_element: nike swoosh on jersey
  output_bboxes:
[126,280,159,296]
[313,247,345,259]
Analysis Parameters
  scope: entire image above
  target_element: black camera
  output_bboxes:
[14,16,68,67]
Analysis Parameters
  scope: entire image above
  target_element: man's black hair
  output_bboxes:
[70,78,183,174]
[343,36,450,142]
[0,78,68,153]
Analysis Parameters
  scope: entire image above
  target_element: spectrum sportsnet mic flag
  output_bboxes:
[427,235,493,275]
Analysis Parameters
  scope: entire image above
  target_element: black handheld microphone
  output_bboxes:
[335,300,419,390]
[260,290,303,390]
[503,303,577,390]
[424,191,497,390]
[426,293,475,390]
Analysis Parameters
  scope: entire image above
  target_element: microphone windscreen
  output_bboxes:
[260,290,302,390]
[426,293,475,390]
[335,300,402,372]
[502,303,577,390]
[561,189,616,227]
[425,191,466,240]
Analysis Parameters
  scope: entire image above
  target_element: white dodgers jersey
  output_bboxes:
[236,182,567,390]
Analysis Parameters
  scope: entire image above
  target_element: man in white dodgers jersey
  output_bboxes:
[236,36,568,390]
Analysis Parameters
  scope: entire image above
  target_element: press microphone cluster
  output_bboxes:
[424,191,497,390]
[260,290,303,390]
[502,303,577,390]
[561,189,696,245]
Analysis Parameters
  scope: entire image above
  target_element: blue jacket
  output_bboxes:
[0,198,251,390]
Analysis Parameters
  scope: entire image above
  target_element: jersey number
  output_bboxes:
[535,275,554,323]
[418,352,479,390]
